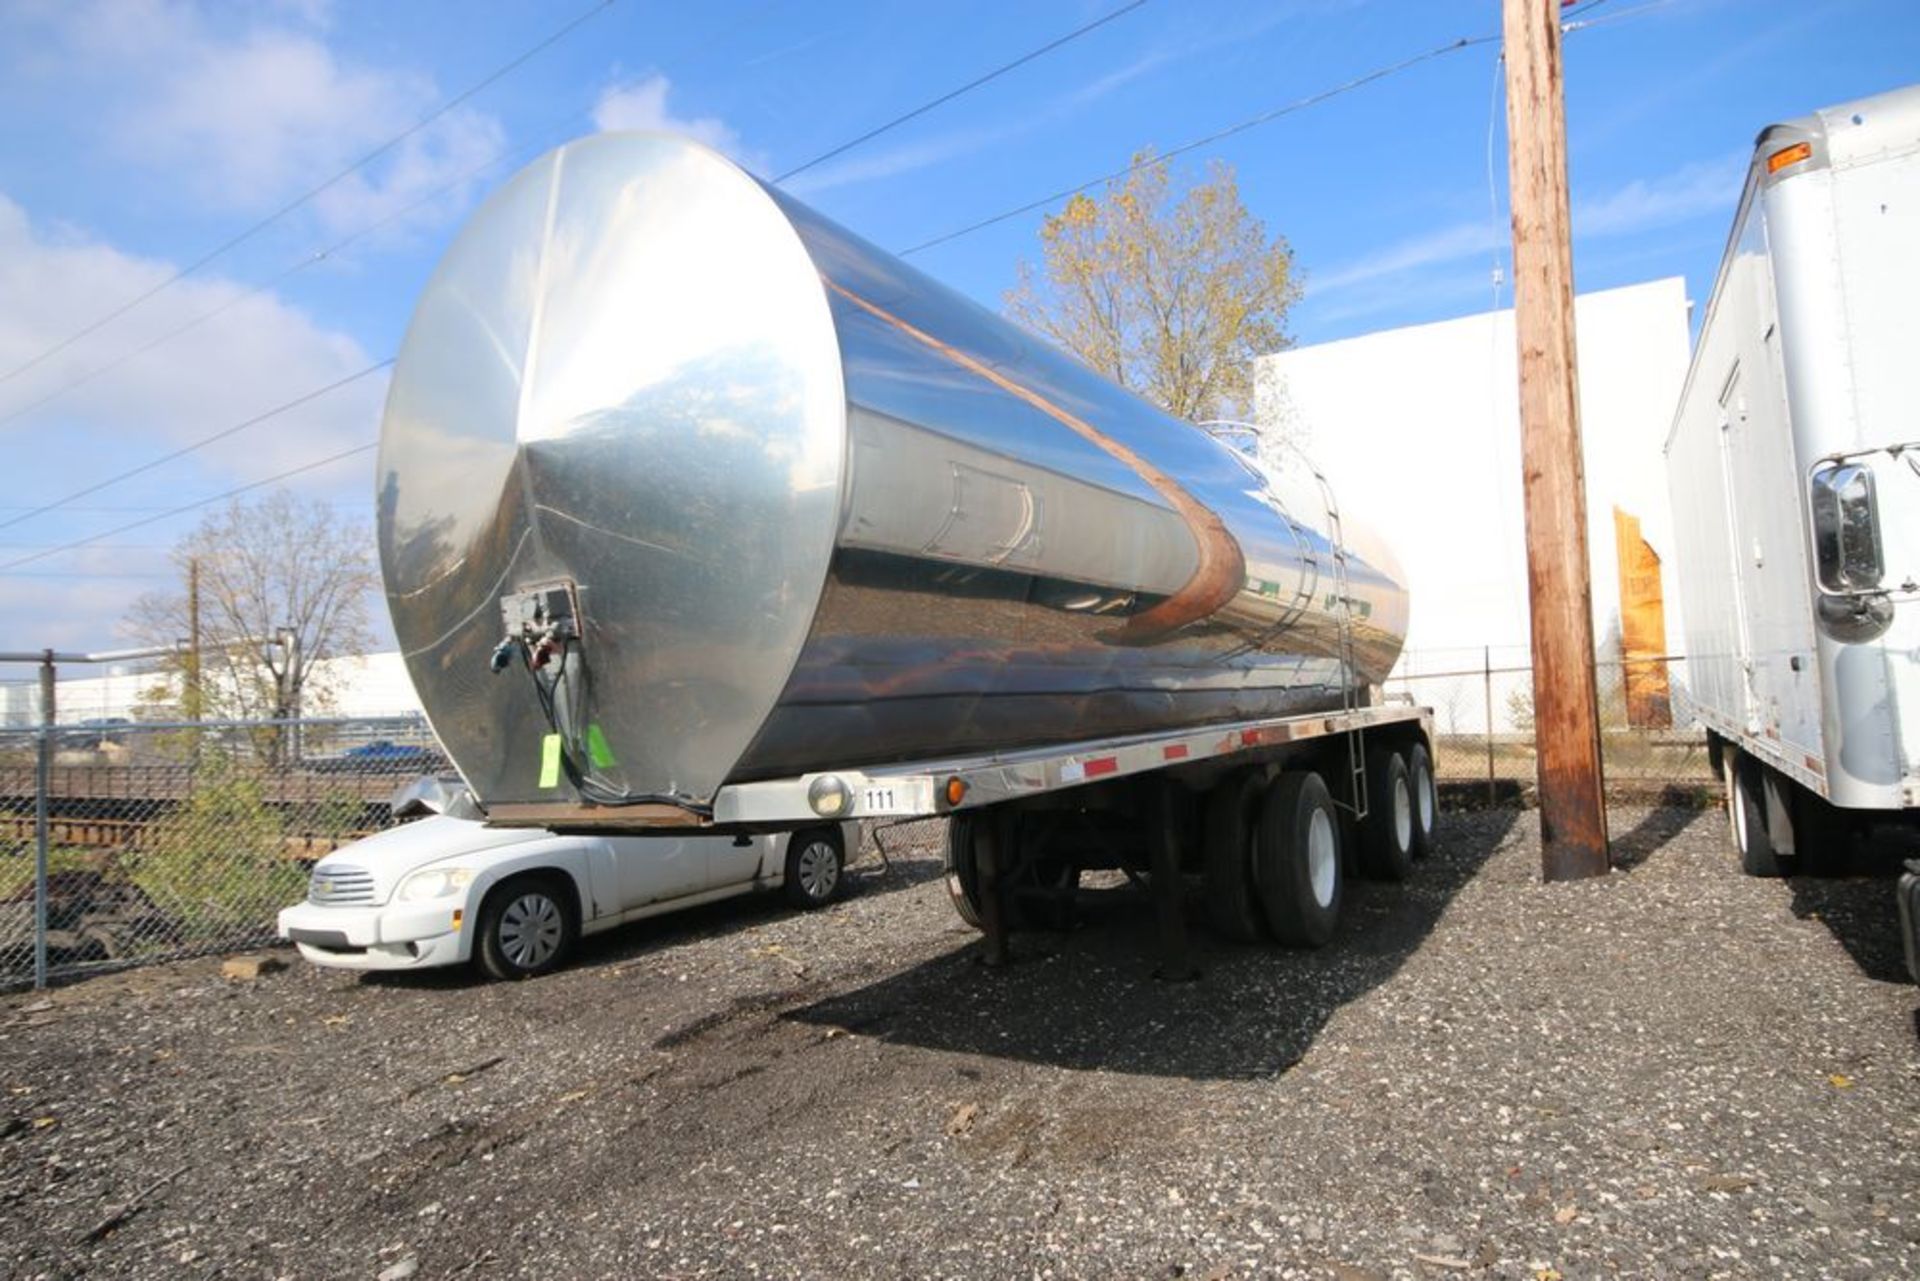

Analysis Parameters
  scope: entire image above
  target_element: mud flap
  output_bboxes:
[1898,861,1920,986]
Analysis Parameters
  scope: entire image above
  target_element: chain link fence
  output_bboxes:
[2,661,1715,988]
[1386,651,1713,802]
[0,716,440,988]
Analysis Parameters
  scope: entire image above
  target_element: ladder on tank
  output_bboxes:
[1197,420,1367,818]
[1310,465,1368,821]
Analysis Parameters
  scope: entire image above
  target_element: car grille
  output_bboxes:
[308,864,376,906]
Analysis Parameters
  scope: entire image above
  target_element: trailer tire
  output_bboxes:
[1202,772,1267,942]
[1255,771,1344,948]
[944,815,986,930]
[1728,753,1787,877]
[1357,749,1416,881]
[1406,741,1437,859]
[944,813,1077,932]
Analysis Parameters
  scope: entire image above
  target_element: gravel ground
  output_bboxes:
[1,804,1916,1280]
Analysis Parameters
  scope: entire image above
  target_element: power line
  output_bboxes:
[0,361,392,533]
[0,442,378,574]
[0,5,783,537]
[897,33,1501,256]
[0,571,173,580]
[0,0,618,389]
[0,138,549,433]
[1,2,782,433]
[774,0,1149,183]
[1562,0,1683,32]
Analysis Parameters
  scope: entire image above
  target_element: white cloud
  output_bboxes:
[1309,155,1745,301]
[592,73,748,162]
[29,2,504,240]
[0,191,385,479]
[1574,155,1744,237]
[1311,222,1503,294]
[782,124,1020,197]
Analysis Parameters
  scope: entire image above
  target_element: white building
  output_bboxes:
[1256,277,1693,727]
[0,649,425,727]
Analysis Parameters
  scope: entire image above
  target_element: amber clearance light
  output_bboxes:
[1767,141,1812,174]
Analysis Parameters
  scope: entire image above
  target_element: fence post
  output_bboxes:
[33,728,50,990]
[1484,646,1496,806]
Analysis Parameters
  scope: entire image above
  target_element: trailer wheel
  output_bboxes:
[1255,771,1343,948]
[1356,749,1416,881]
[1406,741,1437,859]
[1728,753,1787,877]
[944,815,986,930]
[1202,772,1267,942]
[944,813,1077,932]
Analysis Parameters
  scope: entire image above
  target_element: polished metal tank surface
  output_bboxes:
[378,133,1409,816]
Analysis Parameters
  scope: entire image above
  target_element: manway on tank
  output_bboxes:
[377,133,1410,825]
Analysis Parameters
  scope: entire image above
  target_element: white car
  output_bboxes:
[278,781,856,979]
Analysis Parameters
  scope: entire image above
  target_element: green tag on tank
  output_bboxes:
[538,733,562,789]
[586,723,617,768]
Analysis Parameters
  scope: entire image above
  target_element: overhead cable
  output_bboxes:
[1,2,783,430]
[0,0,618,388]
[897,33,1501,256]
[0,442,378,573]
[0,361,392,532]
[774,0,1150,182]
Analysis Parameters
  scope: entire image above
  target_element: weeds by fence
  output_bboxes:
[1389,653,1712,800]
[0,716,438,988]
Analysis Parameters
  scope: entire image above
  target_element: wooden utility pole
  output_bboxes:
[185,557,202,722]
[1502,0,1610,879]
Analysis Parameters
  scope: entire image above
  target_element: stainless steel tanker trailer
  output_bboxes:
[376,132,1436,962]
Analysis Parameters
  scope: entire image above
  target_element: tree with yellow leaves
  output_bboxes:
[1006,150,1301,424]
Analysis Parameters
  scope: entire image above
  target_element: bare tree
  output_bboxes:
[1006,150,1302,423]
[126,492,377,735]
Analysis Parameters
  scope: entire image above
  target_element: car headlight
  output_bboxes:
[397,867,475,902]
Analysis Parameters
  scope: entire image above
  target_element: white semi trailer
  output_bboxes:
[1664,84,1920,974]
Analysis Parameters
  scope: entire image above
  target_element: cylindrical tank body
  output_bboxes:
[378,133,1409,816]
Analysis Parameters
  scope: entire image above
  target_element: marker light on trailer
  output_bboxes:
[1767,141,1812,174]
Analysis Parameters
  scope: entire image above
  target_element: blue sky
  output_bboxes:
[1,0,1915,652]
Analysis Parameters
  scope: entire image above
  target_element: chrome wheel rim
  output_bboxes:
[1416,758,1435,834]
[499,893,563,969]
[1307,808,1337,907]
[1392,773,1413,852]
[1730,772,1748,852]
[796,839,839,900]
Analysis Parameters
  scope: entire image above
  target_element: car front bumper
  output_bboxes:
[277,900,467,971]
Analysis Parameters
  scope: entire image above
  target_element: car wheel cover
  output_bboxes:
[797,840,839,900]
[499,893,563,969]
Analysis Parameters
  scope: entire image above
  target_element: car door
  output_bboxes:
[702,831,774,892]
[599,833,707,913]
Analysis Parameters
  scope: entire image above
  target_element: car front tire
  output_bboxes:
[784,828,845,909]
[475,874,578,980]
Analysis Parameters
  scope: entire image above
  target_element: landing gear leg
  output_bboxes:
[976,808,1011,969]
[1151,783,1199,983]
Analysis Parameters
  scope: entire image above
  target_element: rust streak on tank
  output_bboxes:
[821,276,1246,643]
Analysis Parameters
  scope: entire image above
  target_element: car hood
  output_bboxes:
[309,816,553,905]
